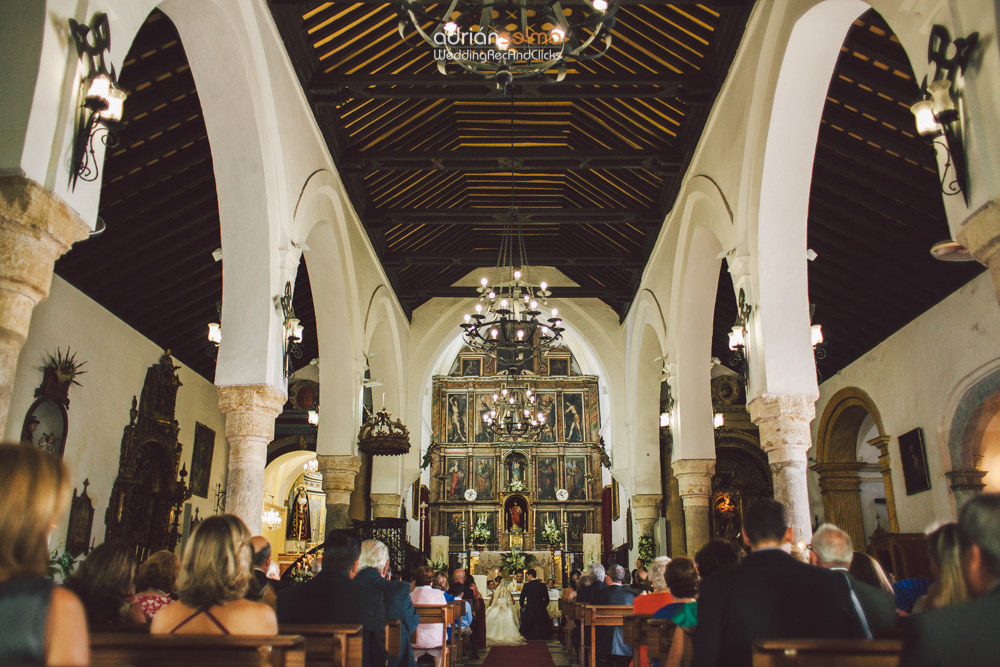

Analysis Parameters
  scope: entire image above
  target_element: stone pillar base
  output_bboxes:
[632,493,663,538]
[371,493,401,519]
[218,384,287,534]
[673,459,715,555]
[0,176,89,432]
[749,393,817,544]
[318,454,362,532]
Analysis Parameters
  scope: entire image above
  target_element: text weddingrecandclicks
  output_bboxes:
[434,48,562,62]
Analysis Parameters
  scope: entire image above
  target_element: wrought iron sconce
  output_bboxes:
[910,25,978,205]
[811,323,827,381]
[727,288,753,390]
[206,301,222,359]
[68,13,127,190]
[658,381,675,433]
[276,281,304,379]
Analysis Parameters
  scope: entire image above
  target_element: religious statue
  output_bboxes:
[714,492,739,543]
[286,486,311,541]
[508,502,523,531]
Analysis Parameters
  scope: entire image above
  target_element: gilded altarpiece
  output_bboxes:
[429,349,603,553]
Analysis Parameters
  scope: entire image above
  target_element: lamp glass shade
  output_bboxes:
[293,323,304,343]
[307,410,320,425]
[911,99,942,136]
[101,86,127,123]
[207,322,222,344]
[810,324,824,347]
[728,325,745,351]
[928,79,957,117]
[85,74,112,107]
[659,412,671,428]
[714,413,725,428]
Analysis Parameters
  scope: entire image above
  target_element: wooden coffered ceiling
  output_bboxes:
[269,0,756,316]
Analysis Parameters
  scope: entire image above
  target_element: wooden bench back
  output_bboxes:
[90,632,306,667]
[584,606,634,667]
[386,619,401,658]
[412,604,453,666]
[752,639,903,667]
[622,613,652,650]
[279,624,363,667]
[646,619,677,667]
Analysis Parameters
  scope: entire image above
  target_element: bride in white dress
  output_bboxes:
[485,583,525,646]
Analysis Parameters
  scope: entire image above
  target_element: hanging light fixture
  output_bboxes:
[262,508,282,531]
[206,301,222,359]
[276,282,305,379]
[482,369,545,441]
[397,0,620,94]
[727,288,753,391]
[303,458,319,474]
[460,94,565,371]
[357,401,412,456]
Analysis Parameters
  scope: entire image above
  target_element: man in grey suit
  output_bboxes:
[901,493,1000,667]
[810,524,897,636]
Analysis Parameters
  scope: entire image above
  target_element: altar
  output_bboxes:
[473,550,563,586]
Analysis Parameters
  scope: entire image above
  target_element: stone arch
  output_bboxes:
[751,0,869,398]
[813,387,894,547]
[158,0,287,389]
[943,361,1000,507]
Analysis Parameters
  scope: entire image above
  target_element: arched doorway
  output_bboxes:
[813,387,895,550]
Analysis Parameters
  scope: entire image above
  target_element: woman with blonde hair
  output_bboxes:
[151,515,276,635]
[0,444,88,665]
[913,523,970,613]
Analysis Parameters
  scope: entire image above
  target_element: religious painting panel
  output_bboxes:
[562,392,585,442]
[21,398,67,458]
[461,357,483,377]
[567,511,588,544]
[504,494,529,533]
[446,392,469,443]
[444,457,468,501]
[444,511,465,543]
[548,358,570,376]
[898,428,931,495]
[535,510,560,543]
[566,456,588,500]
[504,452,529,492]
[473,457,496,501]
[537,456,559,500]
[474,392,496,443]
[189,422,215,498]
[587,385,601,441]
[536,393,558,443]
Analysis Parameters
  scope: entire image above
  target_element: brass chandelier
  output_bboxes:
[398,0,620,93]
[482,369,546,441]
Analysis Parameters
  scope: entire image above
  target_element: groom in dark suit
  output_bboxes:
[900,493,1000,667]
[519,569,551,640]
[277,530,387,667]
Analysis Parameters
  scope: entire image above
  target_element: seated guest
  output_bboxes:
[411,565,448,667]
[694,539,744,580]
[152,515,276,635]
[692,499,869,667]
[354,539,420,667]
[66,541,146,626]
[654,557,698,622]
[633,556,673,667]
[0,444,87,666]
[912,523,969,613]
[849,551,894,592]
[448,583,479,658]
[246,536,278,609]
[900,493,1000,667]
[277,530,385,667]
[128,550,180,621]
[593,564,637,667]
[433,571,450,593]
[576,563,607,603]
[810,524,896,635]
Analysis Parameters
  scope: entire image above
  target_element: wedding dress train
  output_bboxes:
[485,585,525,646]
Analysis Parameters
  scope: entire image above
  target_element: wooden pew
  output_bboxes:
[90,632,306,667]
[279,624,363,667]
[623,614,654,666]
[413,604,454,667]
[386,619,401,659]
[448,600,464,666]
[646,619,676,667]
[752,639,903,667]
[575,603,588,666]
[584,605,634,667]
[559,600,575,654]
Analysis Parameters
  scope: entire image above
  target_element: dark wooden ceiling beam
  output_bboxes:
[104,123,209,181]
[343,149,681,173]
[368,207,660,227]
[382,252,643,268]
[274,0,751,7]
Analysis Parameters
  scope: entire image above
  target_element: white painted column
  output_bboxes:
[748,393,818,543]
[672,459,715,554]
[218,384,287,533]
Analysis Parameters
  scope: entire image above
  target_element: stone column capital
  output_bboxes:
[672,459,715,506]
[318,454,362,531]
[957,198,1000,304]
[867,435,892,450]
[218,384,287,419]
[371,493,402,519]
[632,494,662,538]
[812,462,866,493]
[0,175,90,258]
[747,393,818,424]
[946,469,987,492]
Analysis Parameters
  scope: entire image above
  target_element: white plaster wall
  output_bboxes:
[810,271,1000,532]
[4,275,229,547]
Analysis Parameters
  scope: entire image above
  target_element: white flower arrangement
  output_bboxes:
[541,519,563,547]
[470,516,492,544]
[500,547,534,573]
[507,480,526,492]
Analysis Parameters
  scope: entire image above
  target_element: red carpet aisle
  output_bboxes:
[481,640,556,667]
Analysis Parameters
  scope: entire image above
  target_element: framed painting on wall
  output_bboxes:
[563,393,585,442]
[567,511,588,544]
[474,393,495,443]
[444,512,465,543]
[446,392,469,443]
[548,358,570,376]
[189,423,216,498]
[473,457,496,501]
[444,457,468,501]
[566,456,587,500]
[898,428,931,495]
[537,456,558,500]
[536,393,558,442]
[461,357,483,377]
